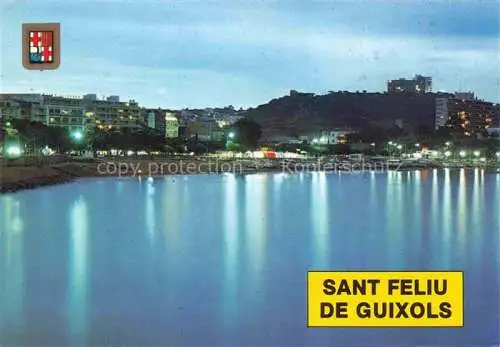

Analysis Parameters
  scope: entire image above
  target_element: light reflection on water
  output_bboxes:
[0,171,498,347]
[223,174,239,332]
[311,171,329,267]
[68,196,89,346]
[0,196,25,336]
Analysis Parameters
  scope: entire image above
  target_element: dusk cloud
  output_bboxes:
[1,0,499,108]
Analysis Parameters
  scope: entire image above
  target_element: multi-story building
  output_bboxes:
[435,97,449,130]
[0,94,45,122]
[83,97,146,133]
[165,112,179,138]
[41,95,86,134]
[146,110,157,129]
[493,104,500,128]
[453,92,475,101]
[303,128,352,145]
[446,99,495,136]
[0,99,22,120]
[435,93,495,136]
[106,95,120,103]
[388,75,432,94]
[83,94,97,101]
[180,109,227,141]
[0,93,150,134]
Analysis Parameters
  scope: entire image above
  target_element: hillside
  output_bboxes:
[245,91,439,140]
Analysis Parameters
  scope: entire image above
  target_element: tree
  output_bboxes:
[225,140,241,152]
[357,126,388,143]
[233,118,262,149]
[345,132,363,144]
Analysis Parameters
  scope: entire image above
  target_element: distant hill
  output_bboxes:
[244,91,441,140]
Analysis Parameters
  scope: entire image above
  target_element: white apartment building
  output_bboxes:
[165,112,179,138]
[83,98,145,132]
[42,95,86,134]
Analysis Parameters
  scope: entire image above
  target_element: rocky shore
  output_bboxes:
[0,158,250,193]
[0,165,73,193]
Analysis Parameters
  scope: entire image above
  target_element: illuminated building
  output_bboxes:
[387,75,432,94]
[435,92,496,136]
[147,111,156,129]
[0,93,147,134]
[165,112,179,138]
[306,129,352,145]
[435,97,449,129]
[0,99,22,120]
[83,97,145,133]
[41,95,86,134]
[446,98,495,136]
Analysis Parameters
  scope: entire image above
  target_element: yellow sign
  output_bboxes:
[307,271,463,327]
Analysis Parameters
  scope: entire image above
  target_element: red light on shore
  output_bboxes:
[263,151,277,159]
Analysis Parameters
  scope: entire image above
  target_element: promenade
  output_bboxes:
[1,155,499,194]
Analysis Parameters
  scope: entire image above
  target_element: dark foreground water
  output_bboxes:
[0,169,499,347]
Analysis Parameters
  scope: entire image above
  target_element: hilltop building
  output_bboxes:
[387,75,432,94]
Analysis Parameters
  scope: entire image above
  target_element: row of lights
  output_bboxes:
[446,151,500,158]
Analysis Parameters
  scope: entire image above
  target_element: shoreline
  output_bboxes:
[1,158,499,194]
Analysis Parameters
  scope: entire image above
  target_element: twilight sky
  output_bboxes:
[1,0,499,108]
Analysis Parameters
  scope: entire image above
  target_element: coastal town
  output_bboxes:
[2,2,500,347]
[1,74,500,193]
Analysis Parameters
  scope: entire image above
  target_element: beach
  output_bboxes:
[0,156,257,193]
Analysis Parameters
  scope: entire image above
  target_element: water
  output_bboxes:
[0,169,499,347]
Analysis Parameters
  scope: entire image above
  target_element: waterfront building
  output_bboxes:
[82,97,146,133]
[446,98,495,136]
[165,112,179,138]
[0,94,45,122]
[435,97,449,130]
[147,110,156,129]
[0,93,149,134]
[0,99,22,120]
[41,95,86,134]
[144,108,167,135]
[435,92,496,136]
[304,128,352,145]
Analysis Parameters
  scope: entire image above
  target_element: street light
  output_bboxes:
[473,151,480,157]
[6,145,21,157]
[445,141,452,147]
[444,151,452,157]
[71,130,83,141]
[397,145,403,150]
[415,143,420,148]
[496,152,500,157]
[228,132,235,139]
[459,151,467,158]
